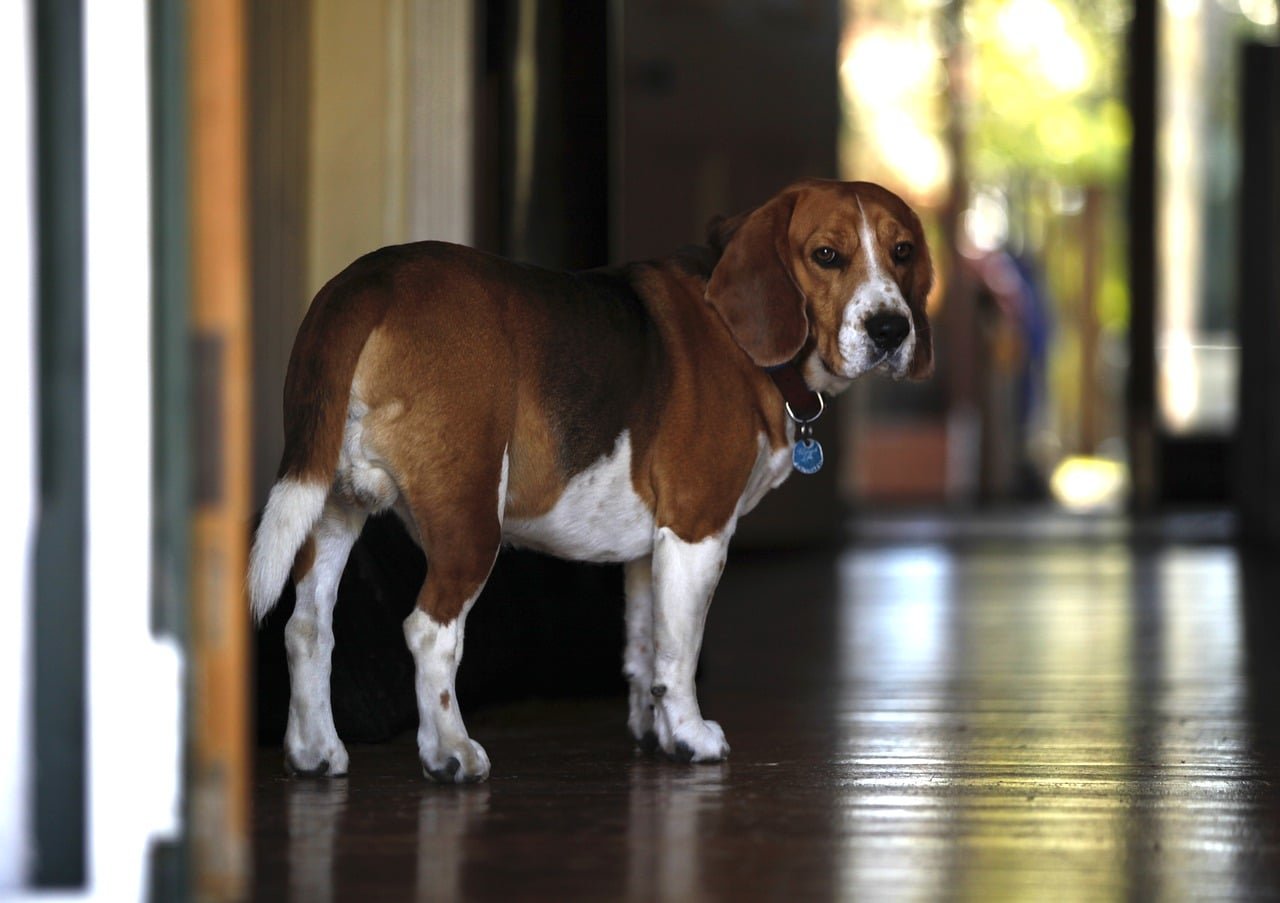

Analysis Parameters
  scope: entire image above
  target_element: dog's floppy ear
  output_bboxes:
[905,229,935,380]
[907,304,934,380]
[705,193,808,368]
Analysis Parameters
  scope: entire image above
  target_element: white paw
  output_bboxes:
[421,738,491,784]
[663,718,730,764]
[284,739,349,777]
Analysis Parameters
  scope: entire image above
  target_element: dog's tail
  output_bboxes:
[248,479,329,623]
[248,259,394,623]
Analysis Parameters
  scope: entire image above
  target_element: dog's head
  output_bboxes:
[706,179,933,392]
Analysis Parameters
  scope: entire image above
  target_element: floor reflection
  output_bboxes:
[626,762,728,902]
[285,778,347,903]
[253,528,1280,900]
[416,786,490,902]
[834,542,1263,898]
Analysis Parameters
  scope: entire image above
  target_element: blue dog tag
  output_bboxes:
[792,438,824,474]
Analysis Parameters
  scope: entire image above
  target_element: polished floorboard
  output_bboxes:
[252,517,1280,900]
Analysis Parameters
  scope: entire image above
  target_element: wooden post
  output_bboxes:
[939,0,981,502]
[189,0,251,897]
[1080,185,1103,455]
[1237,43,1280,545]
[1126,0,1159,510]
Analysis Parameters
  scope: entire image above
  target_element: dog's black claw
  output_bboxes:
[426,756,462,783]
[285,756,330,778]
[672,741,696,763]
[637,730,660,754]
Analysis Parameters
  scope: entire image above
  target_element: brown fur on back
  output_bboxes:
[337,245,678,523]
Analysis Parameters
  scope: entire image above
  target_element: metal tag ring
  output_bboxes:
[784,392,825,425]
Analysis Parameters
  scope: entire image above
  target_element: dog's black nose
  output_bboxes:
[865,312,911,352]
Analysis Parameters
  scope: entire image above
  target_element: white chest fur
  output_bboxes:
[503,430,656,563]
[735,426,794,519]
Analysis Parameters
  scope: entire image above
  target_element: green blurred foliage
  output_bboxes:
[965,0,1131,187]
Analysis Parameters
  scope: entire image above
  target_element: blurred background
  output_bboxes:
[6,0,1279,899]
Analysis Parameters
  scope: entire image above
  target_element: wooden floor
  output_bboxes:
[252,515,1280,900]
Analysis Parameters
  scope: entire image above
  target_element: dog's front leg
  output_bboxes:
[649,526,731,763]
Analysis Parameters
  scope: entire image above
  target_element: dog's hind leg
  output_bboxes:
[400,455,506,784]
[624,556,658,751]
[283,499,366,776]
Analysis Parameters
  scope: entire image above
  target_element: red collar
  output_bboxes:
[765,362,824,422]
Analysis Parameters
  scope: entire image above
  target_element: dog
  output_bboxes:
[248,178,933,783]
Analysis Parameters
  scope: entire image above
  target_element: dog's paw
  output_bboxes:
[628,688,656,750]
[630,726,660,754]
[665,718,729,764]
[284,740,350,778]
[421,739,490,784]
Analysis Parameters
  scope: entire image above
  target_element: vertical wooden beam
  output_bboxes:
[1127,0,1159,510]
[1080,185,1104,456]
[1237,43,1280,545]
[150,3,191,893]
[32,0,86,886]
[188,0,251,898]
[939,0,981,502]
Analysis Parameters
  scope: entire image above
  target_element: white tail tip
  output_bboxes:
[248,479,328,623]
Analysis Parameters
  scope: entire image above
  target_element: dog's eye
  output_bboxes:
[812,246,841,268]
[892,241,914,264]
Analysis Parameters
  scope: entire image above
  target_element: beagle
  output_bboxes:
[248,179,933,782]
